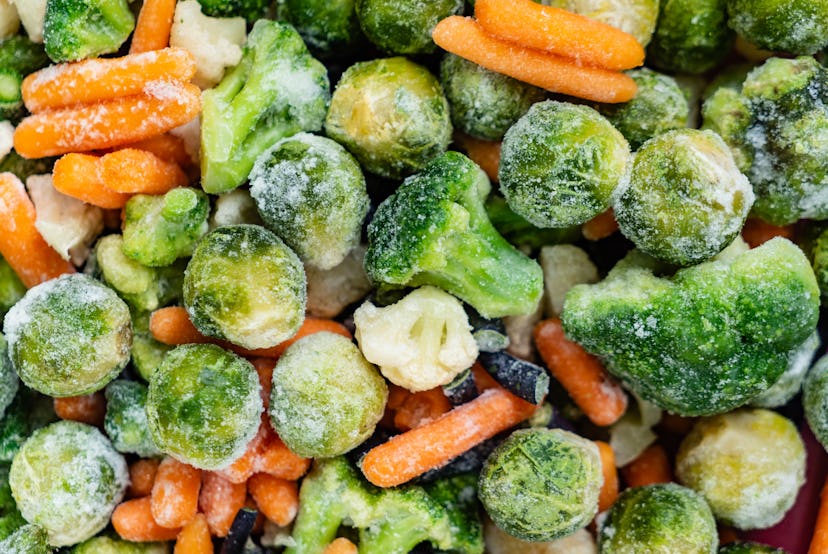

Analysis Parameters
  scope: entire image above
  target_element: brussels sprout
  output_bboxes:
[325,57,452,179]
[478,428,602,542]
[3,274,132,397]
[614,129,754,266]
[0,523,51,553]
[249,133,370,270]
[0,256,24,327]
[727,0,828,55]
[804,353,828,451]
[499,100,630,228]
[356,0,463,55]
[269,332,387,458]
[718,542,787,554]
[278,0,366,56]
[104,380,161,458]
[71,534,170,553]
[146,344,263,470]
[598,484,717,554]
[750,331,819,408]
[0,335,18,421]
[9,421,128,546]
[676,409,805,529]
[543,0,659,46]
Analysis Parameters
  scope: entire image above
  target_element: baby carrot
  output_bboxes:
[808,475,828,553]
[112,497,182,542]
[151,457,202,529]
[741,217,795,248]
[361,387,536,487]
[0,173,76,288]
[432,17,638,103]
[52,154,132,209]
[256,424,312,480]
[174,513,213,554]
[53,392,106,427]
[247,473,299,526]
[475,0,645,71]
[199,472,248,537]
[394,387,452,431]
[251,357,276,408]
[101,148,188,194]
[621,443,672,488]
[130,0,178,53]
[128,458,161,498]
[582,208,619,241]
[21,48,196,112]
[323,538,358,554]
[125,133,195,169]
[595,440,619,512]
[533,318,628,426]
[14,82,201,158]
[452,133,501,183]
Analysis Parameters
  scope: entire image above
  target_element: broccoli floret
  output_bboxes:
[42,0,135,62]
[200,20,330,194]
[562,237,819,415]
[195,0,267,23]
[750,330,819,408]
[365,151,543,319]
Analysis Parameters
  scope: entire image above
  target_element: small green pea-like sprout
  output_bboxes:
[42,0,135,62]
[0,524,51,553]
[183,224,306,350]
[71,534,170,553]
[104,380,161,458]
[499,100,630,228]
[544,0,660,46]
[718,542,788,553]
[598,483,717,554]
[249,133,370,270]
[269,332,387,457]
[3,274,132,398]
[727,0,828,55]
[9,421,128,546]
[146,343,262,470]
[0,335,18,421]
[614,129,754,266]
[277,0,366,57]
[478,428,602,542]
[356,0,463,55]
[676,409,805,529]
[804,353,828,452]
[325,57,452,179]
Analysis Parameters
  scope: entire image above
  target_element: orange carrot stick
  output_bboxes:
[255,424,312,480]
[361,387,536,487]
[432,17,637,103]
[323,538,359,554]
[0,173,76,288]
[14,82,201,158]
[128,458,161,499]
[174,513,213,554]
[52,153,132,209]
[621,443,672,488]
[22,48,196,112]
[101,148,188,194]
[582,208,619,241]
[53,392,106,427]
[112,497,182,542]
[808,475,828,554]
[151,457,202,529]
[475,0,645,71]
[199,472,248,537]
[741,217,795,249]
[248,473,299,526]
[251,357,276,409]
[394,387,452,431]
[595,440,619,512]
[125,133,194,168]
[452,133,501,183]
[130,0,178,53]
[533,318,628,426]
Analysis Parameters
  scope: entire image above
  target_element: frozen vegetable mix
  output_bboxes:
[804,353,828,451]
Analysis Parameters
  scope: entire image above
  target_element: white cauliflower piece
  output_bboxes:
[170,0,246,89]
[0,0,20,39]
[26,174,104,266]
[354,286,479,392]
[0,121,13,162]
[609,392,662,466]
[306,246,372,319]
[10,0,46,43]
[210,188,263,229]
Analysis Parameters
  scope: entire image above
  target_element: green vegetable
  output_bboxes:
[42,0,135,62]
[0,335,18,421]
[0,523,51,553]
[485,195,581,253]
[718,542,787,554]
[195,0,268,22]
[104,379,161,458]
[0,388,57,463]
[727,0,828,55]
[750,330,819,408]
[356,0,463,54]
[0,258,25,328]
[277,0,366,57]
[804,353,828,452]
[71,534,169,553]
[0,36,50,77]
[0,70,22,122]
[544,0,660,46]
[0,465,26,541]
[0,151,56,183]
[129,310,173,382]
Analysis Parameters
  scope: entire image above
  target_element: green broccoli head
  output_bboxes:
[365,151,543,318]
[201,20,330,194]
[727,0,828,55]
[195,0,268,22]
[562,237,819,415]
[42,0,135,62]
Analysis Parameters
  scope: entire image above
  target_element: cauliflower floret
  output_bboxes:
[0,121,13,162]
[354,286,479,392]
[170,0,246,89]
[0,0,20,39]
[210,187,263,229]
[10,0,46,43]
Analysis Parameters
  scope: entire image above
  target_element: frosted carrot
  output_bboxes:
[255,424,312,480]
[128,458,161,498]
[582,208,619,241]
[101,148,188,194]
[595,440,619,512]
[126,133,194,168]
[621,443,672,488]
[151,457,202,529]
[53,392,106,427]
[248,473,299,526]
[199,472,248,537]
[0,172,75,288]
[251,357,276,408]
[452,133,501,182]
[323,538,358,554]
[432,17,638,103]
[174,513,213,554]
[130,0,178,53]
[394,387,452,431]
[52,154,132,209]
[112,497,182,542]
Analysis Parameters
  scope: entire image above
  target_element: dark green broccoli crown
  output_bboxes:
[196,0,269,21]
[43,0,135,62]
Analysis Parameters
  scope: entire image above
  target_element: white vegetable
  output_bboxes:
[210,188,263,229]
[609,392,662,466]
[485,519,597,554]
[306,246,372,319]
[503,298,543,362]
[10,0,46,43]
[354,286,479,392]
[0,0,20,40]
[169,0,246,89]
[540,244,598,318]
[0,121,13,162]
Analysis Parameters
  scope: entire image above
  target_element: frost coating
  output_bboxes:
[750,330,819,408]
[647,0,732,74]
[356,0,463,55]
[9,421,128,546]
[104,379,161,458]
[727,0,828,55]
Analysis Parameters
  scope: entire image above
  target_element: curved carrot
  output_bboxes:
[126,133,195,168]
[151,457,202,529]
[248,473,299,526]
[52,154,132,209]
[131,0,178,53]
[475,0,644,71]
[621,443,672,488]
[324,538,358,554]
[53,392,106,427]
[809,475,828,554]
[215,418,310,484]
[14,82,201,158]
[101,148,188,194]
[128,458,161,499]
[22,48,196,112]
[199,472,247,537]
[741,217,795,249]
[361,387,536,487]
[533,318,628,426]
[452,133,500,183]
[394,387,451,431]
[582,208,619,241]
[112,497,182,542]
[174,513,213,554]
[0,173,76,288]
[432,17,637,103]
[595,440,619,512]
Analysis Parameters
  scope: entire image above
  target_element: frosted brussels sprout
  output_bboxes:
[727,0,828,55]
[0,524,50,553]
[3,274,132,397]
[479,428,602,542]
[804,353,828,451]
[0,335,18,420]
[750,331,819,408]
[9,421,128,546]
[356,0,463,54]
[71,535,170,553]
[104,380,161,458]
[597,484,717,554]
[183,224,306,350]
[676,409,805,529]
[614,129,754,266]
[544,0,659,46]
[269,332,388,458]
[146,344,262,470]
[278,0,366,56]
[325,57,452,179]
[499,101,630,228]
[249,133,369,270]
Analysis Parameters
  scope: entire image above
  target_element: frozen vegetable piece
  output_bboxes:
[195,0,266,21]
[718,543,787,554]
[478,350,549,405]
[485,524,596,554]
[210,188,262,228]
[3,274,132,398]
[146,343,262,470]
[354,286,478,392]
[804,353,828,451]
[42,0,135,62]
[0,70,22,122]
[0,34,48,76]
[325,57,451,179]
[0,2,18,40]
[9,421,128,546]
[485,195,581,254]
[200,19,330,194]
[129,309,173,382]
[0,523,50,553]
[479,428,602,542]
[543,0,659,46]
[0,465,26,541]
[499,100,630,228]
[0,387,56,463]
[676,409,805,529]
[727,0,828,55]
[104,379,161,458]
[71,534,169,553]
[0,335,18,420]
[0,151,56,183]
[249,133,369,270]
[562,237,819,415]
[750,330,819,408]
[122,187,210,268]
[614,129,753,266]
[365,151,543,318]
[356,0,462,54]
[539,244,599,318]
[305,245,372,319]
[270,332,387,457]
[277,0,365,57]
[598,484,717,553]
[183,224,306,350]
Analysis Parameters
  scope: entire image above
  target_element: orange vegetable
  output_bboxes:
[112,497,182,542]
[582,208,619,241]
[199,472,248,537]
[808,475,828,553]
[215,418,310,484]
[131,0,178,53]
[53,392,106,427]
[432,17,637,103]
[101,148,188,194]
[534,318,628,426]
[126,133,195,168]
[323,537,359,554]
[595,440,619,512]
[52,153,132,209]
[394,387,452,431]
[248,473,299,526]
[251,357,276,408]
[174,513,213,554]
[741,217,795,248]
[621,443,673,488]
[452,133,501,182]
[151,457,202,529]
[128,458,161,499]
